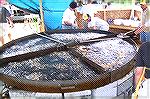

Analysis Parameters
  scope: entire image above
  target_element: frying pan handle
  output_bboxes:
[117,29,138,39]
[124,29,137,37]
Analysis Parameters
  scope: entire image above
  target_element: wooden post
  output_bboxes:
[104,9,107,21]
[130,0,135,19]
[39,0,45,32]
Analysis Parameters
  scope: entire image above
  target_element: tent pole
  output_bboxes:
[39,0,45,32]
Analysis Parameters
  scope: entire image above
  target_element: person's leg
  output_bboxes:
[3,23,10,44]
[0,24,4,46]
[82,20,88,29]
[140,32,150,43]
[0,36,4,46]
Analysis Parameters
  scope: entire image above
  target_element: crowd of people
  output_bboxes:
[61,1,110,31]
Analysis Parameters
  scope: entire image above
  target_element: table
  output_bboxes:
[109,24,137,34]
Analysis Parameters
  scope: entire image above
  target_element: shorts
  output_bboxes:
[0,23,9,37]
[62,24,77,29]
[140,32,150,43]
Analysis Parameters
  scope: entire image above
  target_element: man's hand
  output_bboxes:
[72,23,77,27]
[134,67,145,87]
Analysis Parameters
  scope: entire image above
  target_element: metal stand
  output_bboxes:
[0,83,10,99]
[62,93,65,99]
[91,90,94,99]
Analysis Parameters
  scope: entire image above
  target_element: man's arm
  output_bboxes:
[134,66,146,99]
[134,67,145,87]
[134,25,146,35]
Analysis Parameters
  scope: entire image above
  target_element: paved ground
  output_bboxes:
[10,22,40,41]
[0,21,40,46]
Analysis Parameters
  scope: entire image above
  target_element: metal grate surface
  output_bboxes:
[49,32,107,43]
[2,51,99,81]
[0,31,137,93]
[1,36,58,58]
[74,37,137,71]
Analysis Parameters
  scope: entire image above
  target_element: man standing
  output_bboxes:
[0,2,13,46]
[134,41,150,98]
[134,3,150,43]
[62,1,78,29]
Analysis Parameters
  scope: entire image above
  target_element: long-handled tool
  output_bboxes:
[117,29,137,39]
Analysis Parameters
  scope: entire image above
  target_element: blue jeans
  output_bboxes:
[62,25,77,29]
[140,32,150,43]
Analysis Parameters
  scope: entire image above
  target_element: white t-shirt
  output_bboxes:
[62,8,76,25]
[88,17,109,31]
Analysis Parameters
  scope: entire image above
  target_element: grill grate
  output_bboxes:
[74,37,136,71]
[50,32,107,43]
[1,36,58,58]
[0,30,137,93]
[2,51,99,81]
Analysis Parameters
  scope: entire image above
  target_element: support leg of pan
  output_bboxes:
[0,83,10,99]
[62,93,65,99]
[91,89,95,99]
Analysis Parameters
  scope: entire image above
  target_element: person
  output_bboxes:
[134,3,150,43]
[134,41,150,98]
[86,14,109,31]
[77,1,83,13]
[0,3,13,46]
[62,1,78,29]
[91,1,98,4]
[105,2,112,9]
[101,0,107,9]
[80,0,100,29]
